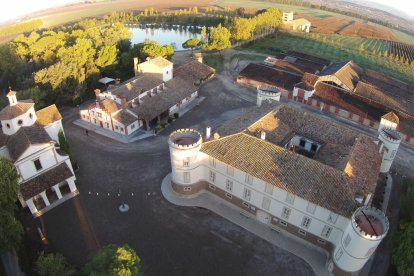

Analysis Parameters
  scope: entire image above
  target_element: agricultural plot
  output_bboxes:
[339,21,399,41]
[391,29,414,45]
[390,42,414,64]
[296,15,354,34]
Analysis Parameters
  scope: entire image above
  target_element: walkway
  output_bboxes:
[73,96,206,143]
[161,173,330,276]
[1,248,25,276]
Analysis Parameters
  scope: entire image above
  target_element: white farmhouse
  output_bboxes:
[134,56,173,82]
[168,104,393,276]
[0,91,77,217]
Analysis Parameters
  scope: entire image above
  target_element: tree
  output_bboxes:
[0,157,23,253]
[95,45,118,69]
[200,26,207,44]
[202,39,231,57]
[182,38,200,56]
[83,244,142,276]
[392,222,414,276]
[359,44,364,53]
[230,18,254,42]
[58,129,75,168]
[209,24,231,40]
[35,251,76,276]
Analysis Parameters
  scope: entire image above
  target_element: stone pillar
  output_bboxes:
[67,179,77,192]
[53,184,63,199]
[146,120,150,131]
[40,191,50,206]
[157,115,161,124]
[26,198,38,214]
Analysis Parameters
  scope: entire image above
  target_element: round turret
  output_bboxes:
[332,206,389,273]
[378,127,401,173]
[168,129,202,186]
[257,85,281,106]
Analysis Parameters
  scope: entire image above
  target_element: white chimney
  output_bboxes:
[206,126,211,139]
[261,130,266,140]
[257,96,262,107]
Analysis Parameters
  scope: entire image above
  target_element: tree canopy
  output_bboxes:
[83,244,142,276]
[35,251,76,276]
[182,38,201,55]
[131,41,174,61]
[0,157,23,253]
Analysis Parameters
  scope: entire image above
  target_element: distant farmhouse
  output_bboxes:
[79,57,215,135]
[168,101,396,276]
[0,92,77,217]
[237,49,414,146]
[283,11,311,32]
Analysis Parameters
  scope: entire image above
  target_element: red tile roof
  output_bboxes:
[0,100,34,120]
[35,105,62,126]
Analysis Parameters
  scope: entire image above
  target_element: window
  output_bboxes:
[365,247,376,257]
[262,197,271,210]
[33,159,42,171]
[120,127,124,132]
[6,123,10,129]
[344,234,351,247]
[93,118,96,123]
[245,174,253,185]
[97,113,102,118]
[285,193,295,204]
[92,111,95,115]
[131,124,135,129]
[280,220,288,226]
[115,126,119,130]
[106,123,109,128]
[29,113,33,119]
[282,207,291,219]
[299,139,306,147]
[184,187,191,191]
[306,202,317,214]
[166,71,169,74]
[335,247,344,261]
[17,119,23,125]
[209,184,216,190]
[242,202,250,208]
[298,229,307,236]
[227,165,234,176]
[327,212,338,224]
[311,144,318,152]
[225,179,233,192]
[183,157,190,167]
[226,193,232,199]
[321,226,332,238]
[243,188,251,201]
[209,157,216,167]
[209,171,216,183]
[301,216,311,229]
[83,115,86,118]
[265,183,274,195]
[318,239,326,245]
[183,172,190,183]
[390,150,396,158]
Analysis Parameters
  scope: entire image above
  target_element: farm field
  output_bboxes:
[391,29,414,45]
[338,21,399,41]
[294,15,354,35]
[240,32,414,85]
[390,41,414,64]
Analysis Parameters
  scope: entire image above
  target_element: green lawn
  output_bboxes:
[391,29,414,45]
[203,55,224,73]
[242,32,414,85]
[231,53,266,61]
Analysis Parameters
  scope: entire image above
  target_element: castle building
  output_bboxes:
[0,91,77,217]
[168,104,393,276]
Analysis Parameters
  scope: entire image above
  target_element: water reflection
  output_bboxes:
[128,24,204,51]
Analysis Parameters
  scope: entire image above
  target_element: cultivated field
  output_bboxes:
[240,32,414,85]
[338,21,399,41]
[390,41,414,64]
[391,29,414,45]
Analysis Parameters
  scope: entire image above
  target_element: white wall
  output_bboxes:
[44,121,62,142]
[17,146,57,181]
[162,65,173,82]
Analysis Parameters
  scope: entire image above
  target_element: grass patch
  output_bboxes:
[231,54,265,61]
[203,55,224,73]
[241,31,414,85]
[392,29,414,45]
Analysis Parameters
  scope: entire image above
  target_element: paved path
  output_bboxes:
[161,173,329,276]
[1,249,25,276]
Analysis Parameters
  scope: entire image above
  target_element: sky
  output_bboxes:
[0,0,414,24]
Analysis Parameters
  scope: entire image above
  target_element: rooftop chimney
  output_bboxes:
[120,96,127,111]
[115,78,121,85]
[261,130,266,140]
[94,89,101,101]
[206,126,211,139]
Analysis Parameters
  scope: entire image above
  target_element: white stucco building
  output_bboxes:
[0,91,78,217]
[168,104,392,276]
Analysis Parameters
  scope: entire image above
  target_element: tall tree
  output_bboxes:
[35,251,76,276]
[200,26,207,44]
[182,38,201,56]
[202,39,231,57]
[83,244,142,276]
[58,129,75,168]
[0,157,23,253]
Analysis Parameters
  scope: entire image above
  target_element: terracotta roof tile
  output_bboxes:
[273,60,318,75]
[19,162,73,200]
[301,73,320,86]
[238,63,302,91]
[200,133,357,218]
[99,99,121,114]
[148,56,173,68]
[174,60,215,84]
[108,75,164,102]
[0,100,34,120]
[6,91,16,97]
[319,61,363,91]
[382,112,399,124]
[292,57,326,72]
[285,50,332,66]
[112,111,137,126]
[35,105,62,126]
[294,81,314,91]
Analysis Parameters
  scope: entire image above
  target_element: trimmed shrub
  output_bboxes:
[174,112,179,119]
[168,117,174,123]
[161,122,168,128]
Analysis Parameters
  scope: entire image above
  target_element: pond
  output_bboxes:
[128,24,204,51]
